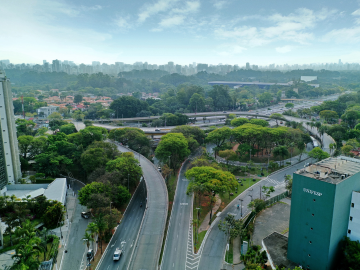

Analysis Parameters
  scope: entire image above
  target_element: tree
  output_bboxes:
[319,110,339,123]
[48,112,62,120]
[78,182,111,206]
[270,113,285,126]
[110,96,149,118]
[170,126,205,145]
[341,145,353,156]
[218,149,237,165]
[339,237,360,269]
[94,214,107,254]
[206,127,232,157]
[342,110,360,128]
[82,231,94,251]
[34,152,72,176]
[86,223,99,250]
[59,123,77,135]
[12,235,42,270]
[273,146,289,166]
[105,155,142,189]
[74,94,83,104]
[42,201,65,229]
[81,148,111,174]
[186,166,238,224]
[218,214,243,241]
[258,92,273,104]
[18,135,34,159]
[261,186,275,200]
[189,93,205,112]
[285,175,293,195]
[231,117,249,127]
[249,119,269,127]
[308,147,330,161]
[155,133,190,169]
[285,103,294,109]
[248,199,266,213]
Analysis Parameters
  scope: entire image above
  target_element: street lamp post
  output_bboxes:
[239,199,243,217]
[248,194,253,201]
[196,207,200,249]
[209,191,214,225]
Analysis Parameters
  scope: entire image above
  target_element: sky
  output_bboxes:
[1,0,360,66]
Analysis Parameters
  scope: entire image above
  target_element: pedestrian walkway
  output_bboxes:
[232,236,241,264]
[54,188,77,269]
[198,194,222,233]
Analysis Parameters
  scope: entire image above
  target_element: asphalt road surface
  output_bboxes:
[161,152,201,270]
[95,179,146,270]
[60,179,89,270]
[115,144,168,270]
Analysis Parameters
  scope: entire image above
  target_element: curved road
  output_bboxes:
[114,144,168,270]
[95,179,146,270]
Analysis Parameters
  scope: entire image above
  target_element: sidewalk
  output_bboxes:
[54,188,77,269]
[198,194,222,233]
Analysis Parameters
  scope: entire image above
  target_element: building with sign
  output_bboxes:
[287,156,360,270]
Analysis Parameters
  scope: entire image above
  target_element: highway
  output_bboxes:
[95,180,146,270]
[114,144,168,270]
[160,150,202,270]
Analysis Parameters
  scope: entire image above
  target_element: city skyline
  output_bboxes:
[1,0,360,65]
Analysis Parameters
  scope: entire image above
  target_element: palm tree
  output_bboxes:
[3,211,20,246]
[15,219,36,241]
[94,215,107,254]
[12,236,43,269]
[86,222,99,250]
[82,231,94,251]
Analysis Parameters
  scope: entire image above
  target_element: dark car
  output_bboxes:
[81,212,90,219]
[155,129,160,131]
[223,111,227,113]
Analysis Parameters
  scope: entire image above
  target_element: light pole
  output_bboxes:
[209,190,214,225]
[196,207,200,249]
[239,199,243,217]
[248,194,253,201]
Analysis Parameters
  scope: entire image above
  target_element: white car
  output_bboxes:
[113,248,122,261]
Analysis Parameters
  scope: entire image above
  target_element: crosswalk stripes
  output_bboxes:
[185,223,200,270]
[265,177,283,186]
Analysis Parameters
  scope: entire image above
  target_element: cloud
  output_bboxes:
[322,26,360,43]
[213,1,227,10]
[114,16,131,30]
[276,46,295,53]
[138,0,179,23]
[214,8,337,47]
[81,5,102,11]
[218,44,246,56]
[352,9,360,16]
[172,1,200,14]
[159,15,185,28]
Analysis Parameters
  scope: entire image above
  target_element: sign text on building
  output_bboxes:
[303,188,322,196]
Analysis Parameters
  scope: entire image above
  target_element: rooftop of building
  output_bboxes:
[262,232,298,269]
[295,156,360,184]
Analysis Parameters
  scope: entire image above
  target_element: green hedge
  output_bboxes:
[35,178,55,184]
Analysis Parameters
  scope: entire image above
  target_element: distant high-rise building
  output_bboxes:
[92,61,100,66]
[246,62,250,69]
[197,63,208,72]
[52,59,60,72]
[0,60,10,67]
[0,71,22,193]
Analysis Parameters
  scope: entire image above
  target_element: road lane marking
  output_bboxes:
[180,203,188,205]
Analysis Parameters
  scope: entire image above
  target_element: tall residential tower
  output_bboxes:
[0,71,21,193]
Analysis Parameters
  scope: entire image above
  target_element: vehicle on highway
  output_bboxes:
[140,202,143,207]
[155,128,160,131]
[158,167,161,172]
[113,248,122,261]
[222,111,227,113]
[81,212,90,219]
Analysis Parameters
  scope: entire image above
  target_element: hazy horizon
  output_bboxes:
[2,0,360,66]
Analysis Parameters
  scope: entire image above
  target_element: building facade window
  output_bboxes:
[351,203,354,207]
[350,216,353,221]
[348,230,351,234]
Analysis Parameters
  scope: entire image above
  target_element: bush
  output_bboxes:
[142,123,148,127]
[35,178,55,184]
[35,173,45,178]
[30,175,36,183]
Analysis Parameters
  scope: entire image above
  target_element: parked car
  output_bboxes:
[81,212,90,219]
[87,249,94,261]
[155,129,160,131]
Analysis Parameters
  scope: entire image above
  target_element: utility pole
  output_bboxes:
[239,199,243,217]
[21,95,25,119]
